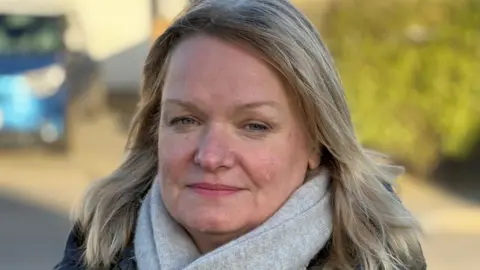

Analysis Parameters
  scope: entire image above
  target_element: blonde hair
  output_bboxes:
[75,0,425,269]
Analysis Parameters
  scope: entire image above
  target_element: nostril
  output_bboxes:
[194,147,223,169]
[194,125,235,170]
[194,141,235,170]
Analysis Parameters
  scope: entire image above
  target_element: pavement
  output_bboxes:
[0,111,479,270]
[398,177,480,270]
[0,194,71,270]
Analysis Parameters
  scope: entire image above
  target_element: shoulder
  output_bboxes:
[54,225,137,270]
[54,225,85,270]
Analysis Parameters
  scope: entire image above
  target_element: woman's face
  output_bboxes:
[158,35,319,248]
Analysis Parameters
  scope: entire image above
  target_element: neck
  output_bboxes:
[191,233,228,254]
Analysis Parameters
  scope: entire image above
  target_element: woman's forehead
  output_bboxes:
[161,35,290,107]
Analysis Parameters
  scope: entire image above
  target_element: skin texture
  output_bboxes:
[157,34,320,253]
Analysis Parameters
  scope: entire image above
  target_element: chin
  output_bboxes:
[185,211,241,234]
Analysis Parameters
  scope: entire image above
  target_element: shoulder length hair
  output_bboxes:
[75,0,425,269]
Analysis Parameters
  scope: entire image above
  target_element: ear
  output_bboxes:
[307,151,321,170]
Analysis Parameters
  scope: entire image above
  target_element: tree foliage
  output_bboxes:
[306,0,480,170]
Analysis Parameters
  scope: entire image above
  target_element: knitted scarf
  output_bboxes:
[135,169,332,270]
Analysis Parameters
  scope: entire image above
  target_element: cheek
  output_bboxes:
[241,147,290,191]
[249,154,281,185]
[157,133,196,182]
[243,132,309,189]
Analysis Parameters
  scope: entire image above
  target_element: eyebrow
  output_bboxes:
[161,99,206,117]
[235,101,280,110]
[162,99,198,109]
[162,99,280,112]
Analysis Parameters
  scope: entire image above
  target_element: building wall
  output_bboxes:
[71,0,152,61]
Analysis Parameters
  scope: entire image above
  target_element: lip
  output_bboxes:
[187,183,243,196]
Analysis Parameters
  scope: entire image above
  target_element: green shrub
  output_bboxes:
[306,0,480,171]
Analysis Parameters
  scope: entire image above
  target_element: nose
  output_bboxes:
[194,124,235,171]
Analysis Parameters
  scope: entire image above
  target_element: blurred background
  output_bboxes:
[0,0,478,269]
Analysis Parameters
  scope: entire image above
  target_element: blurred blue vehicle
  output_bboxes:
[0,14,68,150]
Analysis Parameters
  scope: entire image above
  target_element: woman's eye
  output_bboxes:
[169,116,199,126]
[245,122,269,132]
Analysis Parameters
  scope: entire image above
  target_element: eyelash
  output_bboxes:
[167,116,199,126]
[244,122,270,132]
[166,116,271,133]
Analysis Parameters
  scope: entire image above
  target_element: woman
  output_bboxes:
[56,0,426,269]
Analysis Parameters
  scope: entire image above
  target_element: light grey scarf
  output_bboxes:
[134,169,333,270]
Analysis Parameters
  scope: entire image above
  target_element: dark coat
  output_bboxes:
[54,224,331,270]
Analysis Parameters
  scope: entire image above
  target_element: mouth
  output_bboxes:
[187,183,243,196]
